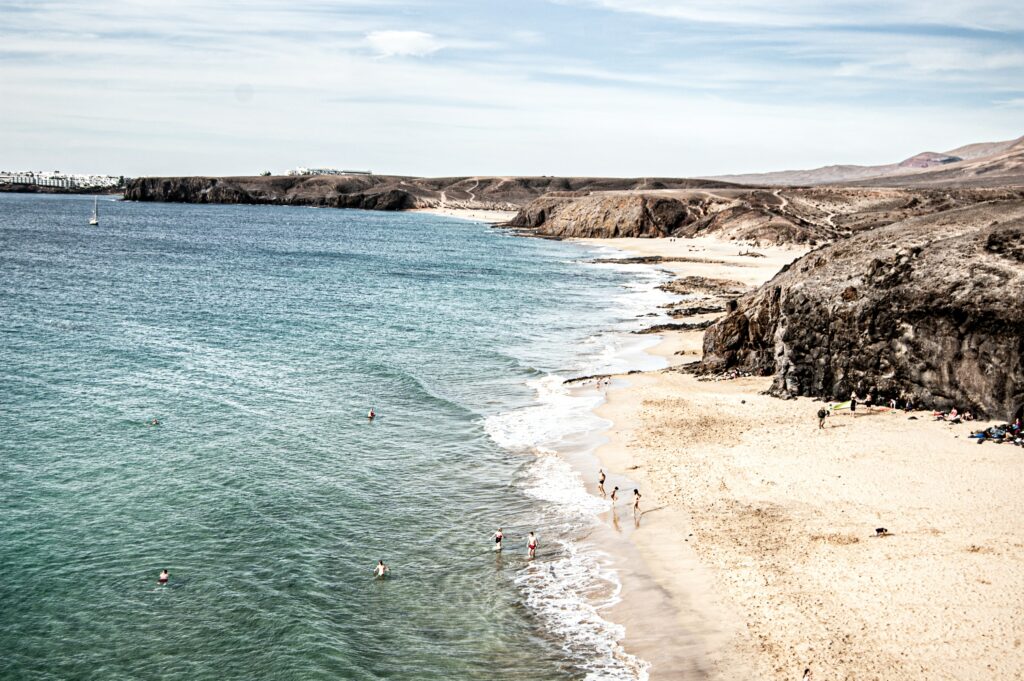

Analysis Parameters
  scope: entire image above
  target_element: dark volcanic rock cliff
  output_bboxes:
[700,200,1024,420]
[125,175,418,210]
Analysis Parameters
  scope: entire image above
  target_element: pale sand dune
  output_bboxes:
[576,236,1024,680]
[408,207,518,223]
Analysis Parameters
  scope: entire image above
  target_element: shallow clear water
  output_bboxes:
[0,194,670,680]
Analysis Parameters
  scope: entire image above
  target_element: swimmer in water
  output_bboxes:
[158,569,169,585]
[149,419,160,427]
[493,527,504,551]
[368,408,375,420]
[598,469,606,496]
[527,531,537,559]
[374,560,389,578]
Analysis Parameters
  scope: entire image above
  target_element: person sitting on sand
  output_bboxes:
[158,569,169,585]
[374,560,390,578]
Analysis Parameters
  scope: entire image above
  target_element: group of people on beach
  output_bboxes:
[847,390,921,416]
[597,469,642,513]
[970,417,1023,446]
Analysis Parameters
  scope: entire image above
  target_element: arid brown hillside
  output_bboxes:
[705,135,1024,187]
[124,175,739,212]
[511,187,1024,244]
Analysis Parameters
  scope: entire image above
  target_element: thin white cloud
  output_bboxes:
[572,0,1024,30]
[365,30,442,57]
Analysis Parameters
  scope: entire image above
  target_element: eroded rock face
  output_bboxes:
[513,187,1024,244]
[701,201,1024,420]
[509,193,702,237]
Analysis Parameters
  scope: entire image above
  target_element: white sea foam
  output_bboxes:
[486,250,682,680]
[519,451,610,517]
[514,540,650,681]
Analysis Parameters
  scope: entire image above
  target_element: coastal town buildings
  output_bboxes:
[0,170,125,189]
[285,167,372,176]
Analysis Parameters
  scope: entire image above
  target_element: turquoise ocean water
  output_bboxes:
[0,194,672,680]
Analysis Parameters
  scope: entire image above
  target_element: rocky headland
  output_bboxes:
[123,175,737,212]
[123,135,1024,421]
[699,199,1024,420]
[510,186,1024,243]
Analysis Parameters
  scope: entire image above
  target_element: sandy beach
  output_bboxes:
[579,236,1024,680]
[408,207,519,224]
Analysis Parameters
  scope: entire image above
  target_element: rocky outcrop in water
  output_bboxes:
[699,200,1024,420]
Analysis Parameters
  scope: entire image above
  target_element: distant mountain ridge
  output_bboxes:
[706,135,1024,187]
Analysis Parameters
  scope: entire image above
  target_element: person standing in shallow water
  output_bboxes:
[527,531,537,559]
[598,469,606,497]
[610,486,619,503]
[158,569,169,585]
[374,560,389,578]
[493,527,504,551]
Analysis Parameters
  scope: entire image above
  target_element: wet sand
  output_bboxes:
[577,236,1024,680]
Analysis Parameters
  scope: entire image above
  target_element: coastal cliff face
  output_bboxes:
[513,187,1024,243]
[700,200,1024,420]
[124,175,739,213]
[125,175,418,210]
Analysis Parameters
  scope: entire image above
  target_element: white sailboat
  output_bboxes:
[89,196,99,226]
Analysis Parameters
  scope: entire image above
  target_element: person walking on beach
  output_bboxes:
[158,569,169,586]
[817,407,828,429]
[374,560,389,578]
[527,531,537,559]
[610,486,619,503]
[633,488,642,514]
[598,469,606,496]
[850,391,858,417]
[493,527,504,551]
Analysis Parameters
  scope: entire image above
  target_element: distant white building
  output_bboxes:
[285,167,372,177]
[0,170,125,189]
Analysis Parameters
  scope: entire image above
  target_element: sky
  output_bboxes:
[1,0,1023,177]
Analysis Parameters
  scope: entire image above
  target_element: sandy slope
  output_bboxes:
[579,236,1024,681]
[407,207,518,223]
